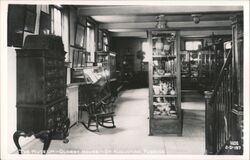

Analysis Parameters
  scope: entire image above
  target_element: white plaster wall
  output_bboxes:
[66,86,79,126]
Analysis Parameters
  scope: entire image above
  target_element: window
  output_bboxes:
[50,6,70,61]
[86,21,95,62]
[51,6,62,36]
[185,41,202,51]
[142,41,150,62]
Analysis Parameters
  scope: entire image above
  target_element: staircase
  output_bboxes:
[181,90,204,102]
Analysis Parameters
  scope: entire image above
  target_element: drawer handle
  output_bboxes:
[47,118,54,128]
[49,106,55,113]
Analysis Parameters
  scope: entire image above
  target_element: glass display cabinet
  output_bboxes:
[96,51,117,81]
[148,30,183,135]
[180,51,200,90]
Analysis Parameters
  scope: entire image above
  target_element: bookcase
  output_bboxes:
[148,30,183,135]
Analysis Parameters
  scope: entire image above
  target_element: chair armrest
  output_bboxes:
[101,100,109,105]
[79,102,96,113]
[79,104,87,111]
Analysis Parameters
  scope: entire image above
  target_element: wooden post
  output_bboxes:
[231,14,243,109]
[204,91,215,154]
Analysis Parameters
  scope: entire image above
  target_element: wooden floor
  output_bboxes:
[18,88,205,155]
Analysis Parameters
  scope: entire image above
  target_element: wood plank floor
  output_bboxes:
[19,88,205,155]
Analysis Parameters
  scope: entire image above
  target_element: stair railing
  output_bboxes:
[204,48,233,154]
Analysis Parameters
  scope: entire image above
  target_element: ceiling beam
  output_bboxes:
[91,13,236,23]
[110,32,147,38]
[99,20,231,29]
[110,29,232,38]
[108,27,231,32]
[78,6,242,16]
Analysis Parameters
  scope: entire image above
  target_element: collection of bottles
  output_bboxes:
[153,59,176,76]
[152,34,177,117]
[153,80,176,95]
[153,98,177,117]
[152,35,175,56]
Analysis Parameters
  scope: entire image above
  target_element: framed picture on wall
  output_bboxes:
[7,5,26,47]
[72,49,79,68]
[24,7,36,33]
[25,5,36,12]
[78,51,83,67]
[98,29,103,50]
[75,23,85,48]
[39,11,51,35]
[81,51,86,67]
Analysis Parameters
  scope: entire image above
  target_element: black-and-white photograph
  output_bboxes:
[0,1,249,160]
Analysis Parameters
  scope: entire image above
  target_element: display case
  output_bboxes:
[96,51,117,81]
[180,51,200,90]
[121,54,134,83]
[148,30,182,135]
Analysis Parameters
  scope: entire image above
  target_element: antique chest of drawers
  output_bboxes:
[14,35,70,154]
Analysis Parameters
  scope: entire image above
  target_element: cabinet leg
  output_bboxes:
[63,138,69,144]
[42,135,51,154]
[13,131,33,154]
[35,130,51,154]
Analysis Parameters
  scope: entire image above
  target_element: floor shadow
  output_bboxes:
[94,127,125,135]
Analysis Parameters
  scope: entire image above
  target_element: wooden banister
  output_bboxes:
[205,47,233,154]
[209,50,232,101]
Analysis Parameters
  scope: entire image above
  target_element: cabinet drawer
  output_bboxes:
[46,59,56,66]
[45,68,59,77]
[46,88,65,102]
[47,99,67,115]
[47,115,55,129]
[45,78,65,88]
[58,68,66,76]
[46,59,64,67]
[45,67,66,78]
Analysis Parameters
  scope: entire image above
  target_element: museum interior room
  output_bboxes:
[5,4,245,156]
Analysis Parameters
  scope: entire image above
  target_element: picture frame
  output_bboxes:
[78,51,83,67]
[25,5,36,12]
[75,23,85,48]
[72,49,79,68]
[24,9,36,33]
[97,29,103,50]
[7,5,26,47]
[81,51,86,67]
[39,11,51,35]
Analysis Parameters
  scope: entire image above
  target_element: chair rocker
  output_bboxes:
[80,96,116,132]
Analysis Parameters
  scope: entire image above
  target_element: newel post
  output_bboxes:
[204,91,215,154]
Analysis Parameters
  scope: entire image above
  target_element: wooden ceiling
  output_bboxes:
[76,5,243,38]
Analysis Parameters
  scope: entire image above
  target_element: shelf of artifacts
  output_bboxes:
[148,30,182,135]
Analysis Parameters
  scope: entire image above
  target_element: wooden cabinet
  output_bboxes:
[14,35,70,154]
[148,30,182,135]
[121,54,134,82]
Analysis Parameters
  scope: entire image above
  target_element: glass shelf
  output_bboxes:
[153,94,177,98]
[152,115,178,119]
[152,55,176,59]
[153,74,176,78]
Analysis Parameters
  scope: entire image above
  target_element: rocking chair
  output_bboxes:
[79,95,116,132]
